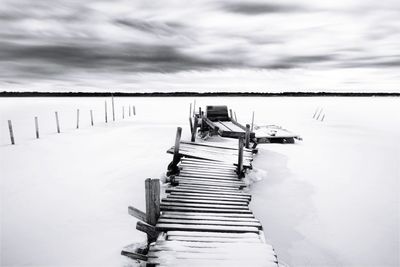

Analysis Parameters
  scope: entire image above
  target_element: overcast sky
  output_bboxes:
[1,0,399,92]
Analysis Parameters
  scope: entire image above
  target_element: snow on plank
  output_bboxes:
[160,206,252,213]
[165,231,260,239]
[160,201,249,210]
[180,140,253,153]
[162,197,248,206]
[156,223,260,233]
[161,211,255,218]
[160,214,258,222]
[172,184,243,192]
[167,235,261,243]
[157,218,262,228]
[169,192,250,201]
[176,175,244,184]
[166,195,249,203]
[166,187,250,196]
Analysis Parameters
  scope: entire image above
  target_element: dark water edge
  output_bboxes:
[0,91,399,97]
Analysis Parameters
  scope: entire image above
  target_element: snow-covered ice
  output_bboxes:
[0,96,399,266]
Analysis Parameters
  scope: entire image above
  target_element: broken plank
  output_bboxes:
[156,223,259,233]
[157,218,262,228]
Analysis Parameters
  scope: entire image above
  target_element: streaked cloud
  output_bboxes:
[0,0,399,92]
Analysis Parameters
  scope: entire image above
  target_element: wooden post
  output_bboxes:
[105,101,108,123]
[189,103,192,118]
[145,178,160,226]
[193,100,196,117]
[199,107,201,116]
[321,114,325,122]
[313,107,319,118]
[76,109,80,129]
[34,116,39,139]
[229,109,234,120]
[55,111,60,133]
[189,117,193,133]
[112,95,115,121]
[133,105,136,116]
[191,117,198,142]
[251,111,255,131]
[90,110,94,126]
[173,127,182,164]
[129,105,131,117]
[237,137,244,177]
[8,120,15,145]
[234,111,238,122]
[245,124,250,149]
[316,108,323,120]
[122,106,125,119]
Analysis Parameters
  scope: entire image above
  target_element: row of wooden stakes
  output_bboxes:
[6,99,136,145]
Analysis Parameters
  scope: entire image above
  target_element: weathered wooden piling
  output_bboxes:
[55,111,60,133]
[129,105,131,117]
[251,111,255,131]
[245,124,251,149]
[191,117,198,142]
[237,137,244,177]
[133,105,136,116]
[229,109,234,120]
[90,110,94,126]
[112,96,115,121]
[34,116,39,139]
[8,120,15,145]
[76,109,80,129]
[145,178,161,226]
[105,101,108,123]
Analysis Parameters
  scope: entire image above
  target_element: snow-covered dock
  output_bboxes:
[123,127,278,266]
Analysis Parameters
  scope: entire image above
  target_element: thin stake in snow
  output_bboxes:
[55,111,60,133]
[129,105,131,117]
[189,103,192,118]
[90,110,94,126]
[316,108,323,120]
[8,120,15,145]
[133,105,136,116]
[112,95,115,121]
[313,107,319,118]
[234,111,238,122]
[229,109,234,120]
[193,100,196,117]
[251,111,255,131]
[105,101,108,123]
[76,109,80,129]
[34,116,39,139]
[122,106,125,119]
[321,114,325,122]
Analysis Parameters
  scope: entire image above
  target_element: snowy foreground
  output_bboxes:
[0,96,399,266]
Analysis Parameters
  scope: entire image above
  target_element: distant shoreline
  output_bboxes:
[0,91,399,97]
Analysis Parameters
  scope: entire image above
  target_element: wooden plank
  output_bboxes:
[160,214,258,222]
[182,157,239,166]
[166,195,249,203]
[178,145,253,160]
[165,231,260,238]
[180,140,253,152]
[162,197,248,206]
[156,223,259,233]
[167,235,261,243]
[157,218,261,228]
[169,191,250,200]
[179,167,236,175]
[160,206,252,213]
[160,202,249,210]
[178,172,239,179]
[161,211,254,218]
[175,176,245,185]
[176,182,242,189]
[174,184,243,191]
[179,143,253,157]
[166,187,249,196]
[128,206,146,221]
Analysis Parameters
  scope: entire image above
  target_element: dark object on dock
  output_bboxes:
[199,105,256,141]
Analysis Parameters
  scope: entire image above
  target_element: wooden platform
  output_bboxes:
[123,127,278,266]
[151,143,277,266]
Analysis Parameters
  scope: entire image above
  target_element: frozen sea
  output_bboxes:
[0,96,399,266]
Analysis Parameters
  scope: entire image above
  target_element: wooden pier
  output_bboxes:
[123,126,279,266]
